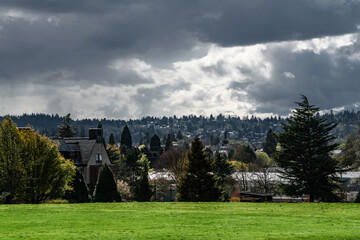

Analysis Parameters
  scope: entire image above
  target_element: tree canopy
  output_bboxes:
[65,168,91,203]
[232,145,256,164]
[93,164,121,202]
[150,134,161,152]
[165,134,173,151]
[57,113,76,138]
[263,129,277,156]
[213,152,235,201]
[177,137,221,201]
[337,128,360,169]
[274,95,341,202]
[0,117,75,203]
[120,125,132,149]
[108,133,115,145]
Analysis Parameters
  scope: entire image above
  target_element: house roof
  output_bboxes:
[64,138,96,164]
[53,137,96,164]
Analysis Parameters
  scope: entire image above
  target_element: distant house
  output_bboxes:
[53,128,116,186]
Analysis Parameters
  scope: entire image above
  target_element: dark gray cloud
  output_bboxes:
[229,36,360,115]
[1,0,360,118]
[194,0,360,46]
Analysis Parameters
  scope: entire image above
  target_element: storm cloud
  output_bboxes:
[0,0,360,119]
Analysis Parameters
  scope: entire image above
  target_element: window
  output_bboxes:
[96,153,102,163]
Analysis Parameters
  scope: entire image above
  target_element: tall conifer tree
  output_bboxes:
[120,125,132,149]
[274,95,340,202]
[108,133,115,145]
[93,164,121,202]
[65,168,91,203]
[177,137,221,201]
[57,113,76,138]
[165,134,173,151]
[263,129,277,156]
[213,152,235,201]
[150,134,161,152]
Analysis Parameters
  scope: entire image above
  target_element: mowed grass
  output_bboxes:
[0,203,359,239]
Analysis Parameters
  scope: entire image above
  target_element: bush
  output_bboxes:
[93,164,122,202]
[65,168,91,203]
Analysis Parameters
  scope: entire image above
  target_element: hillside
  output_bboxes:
[1,110,359,148]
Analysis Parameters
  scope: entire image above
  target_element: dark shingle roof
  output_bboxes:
[64,138,96,164]
[52,137,96,164]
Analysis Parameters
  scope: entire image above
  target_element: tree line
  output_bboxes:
[2,107,360,149]
[1,95,360,203]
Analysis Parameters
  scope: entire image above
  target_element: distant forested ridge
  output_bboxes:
[1,110,359,148]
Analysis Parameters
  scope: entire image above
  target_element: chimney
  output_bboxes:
[89,128,103,140]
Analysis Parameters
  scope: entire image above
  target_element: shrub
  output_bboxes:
[93,164,122,202]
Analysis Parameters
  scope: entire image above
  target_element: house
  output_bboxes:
[53,128,116,186]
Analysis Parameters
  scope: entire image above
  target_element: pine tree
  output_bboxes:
[150,134,161,152]
[65,168,91,203]
[106,144,121,163]
[245,145,256,163]
[177,137,221,202]
[274,95,340,202]
[263,129,277,156]
[57,113,76,138]
[120,125,132,149]
[338,131,360,168]
[177,130,183,140]
[134,154,152,202]
[109,133,115,145]
[165,134,173,151]
[93,164,121,202]
[118,147,141,198]
[213,152,235,201]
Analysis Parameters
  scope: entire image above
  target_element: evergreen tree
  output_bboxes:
[177,130,183,140]
[109,133,115,145]
[134,154,152,201]
[177,137,221,201]
[93,164,121,202]
[106,145,121,163]
[245,145,256,163]
[222,131,229,144]
[263,129,277,156]
[274,95,340,202]
[118,147,141,197]
[97,122,102,129]
[165,134,173,151]
[57,113,76,138]
[65,168,91,203]
[213,152,235,201]
[150,134,161,152]
[337,131,360,168]
[120,125,132,149]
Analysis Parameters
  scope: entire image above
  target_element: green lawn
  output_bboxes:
[0,202,359,239]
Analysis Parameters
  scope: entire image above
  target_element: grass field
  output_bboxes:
[0,202,359,239]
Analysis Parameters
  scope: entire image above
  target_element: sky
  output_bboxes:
[1,0,360,120]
